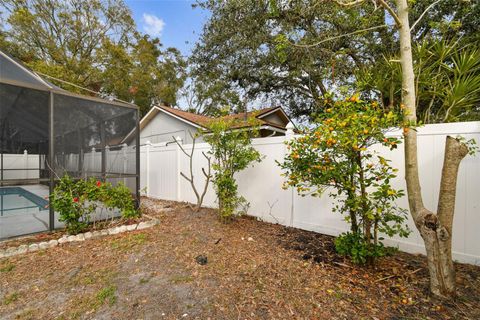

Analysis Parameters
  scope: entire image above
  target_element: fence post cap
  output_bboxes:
[145,140,152,146]
[286,122,295,136]
[175,136,182,143]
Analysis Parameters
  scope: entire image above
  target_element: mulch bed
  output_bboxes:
[0,197,478,319]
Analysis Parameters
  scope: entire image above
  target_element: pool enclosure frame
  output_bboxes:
[0,52,140,234]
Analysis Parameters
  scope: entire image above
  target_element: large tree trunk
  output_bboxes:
[415,137,468,297]
[395,0,469,298]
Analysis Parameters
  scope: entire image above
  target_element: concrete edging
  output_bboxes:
[0,219,160,259]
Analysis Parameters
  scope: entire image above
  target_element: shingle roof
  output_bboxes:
[156,105,212,127]
[157,105,288,130]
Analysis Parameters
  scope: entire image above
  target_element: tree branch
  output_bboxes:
[291,25,388,48]
[332,0,368,7]
[376,0,402,27]
[180,172,193,183]
[172,135,190,157]
[410,0,443,31]
[334,0,401,27]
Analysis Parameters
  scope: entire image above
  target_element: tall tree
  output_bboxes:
[314,0,474,298]
[191,0,395,118]
[191,0,478,119]
[0,0,186,116]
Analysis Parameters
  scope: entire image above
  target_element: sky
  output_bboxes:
[125,0,210,56]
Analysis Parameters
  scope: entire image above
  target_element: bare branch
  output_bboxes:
[332,0,367,7]
[172,135,190,157]
[175,134,212,211]
[334,0,401,27]
[292,24,388,48]
[376,0,402,27]
[180,172,193,183]
[410,0,443,31]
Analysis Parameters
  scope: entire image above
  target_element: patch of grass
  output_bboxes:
[110,233,148,251]
[169,275,194,284]
[65,287,117,320]
[96,285,117,306]
[0,262,15,273]
[139,277,150,284]
[3,292,19,305]
[71,268,118,287]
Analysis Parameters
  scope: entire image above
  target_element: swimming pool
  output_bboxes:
[0,186,48,216]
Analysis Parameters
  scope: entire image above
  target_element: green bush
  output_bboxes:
[204,116,262,221]
[280,97,410,264]
[50,175,139,234]
[334,232,387,265]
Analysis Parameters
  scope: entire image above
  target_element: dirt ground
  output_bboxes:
[1,198,479,319]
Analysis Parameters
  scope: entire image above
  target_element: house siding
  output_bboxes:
[140,113,203,145]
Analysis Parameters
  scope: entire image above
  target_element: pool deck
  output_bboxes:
[0,184,122,240]
[0,184,52,239]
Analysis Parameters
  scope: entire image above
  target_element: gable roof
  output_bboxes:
[123,105,292,144]
[223,106,291,130]
[140,105,291,131]
[156,105,212,128]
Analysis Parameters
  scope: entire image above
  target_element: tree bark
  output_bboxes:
[395,0,469,298]
[396,0,424,220]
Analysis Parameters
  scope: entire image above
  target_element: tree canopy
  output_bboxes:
[0,0,186,116]
[190,0,479,121]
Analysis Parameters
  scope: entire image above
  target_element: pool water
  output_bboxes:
[0,187,48,216]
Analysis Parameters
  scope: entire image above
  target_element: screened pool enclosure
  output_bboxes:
[0,51,140,239]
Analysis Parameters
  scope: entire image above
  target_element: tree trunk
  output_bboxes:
[395,0,469,298]
[396,0,423,218]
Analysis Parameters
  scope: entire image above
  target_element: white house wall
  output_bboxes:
[140,112,203,145]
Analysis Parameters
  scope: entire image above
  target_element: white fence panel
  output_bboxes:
[140,121,480,265]
[2,152,40,180]
[145,143,178,201]
[178,142,217,207]
[237,136,292,225]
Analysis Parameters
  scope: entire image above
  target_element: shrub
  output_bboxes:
[279,96,410,264]
[204,116,262,221]
[50,175,139,234]
[334,232,386,265]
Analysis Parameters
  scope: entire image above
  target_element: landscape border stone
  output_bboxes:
[0,218,160,259]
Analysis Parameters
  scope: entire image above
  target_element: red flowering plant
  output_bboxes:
[279,96,410,264]
[50,175,138,234]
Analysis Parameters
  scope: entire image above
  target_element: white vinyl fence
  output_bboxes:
[2,151,40,180]
[140,121,480,265]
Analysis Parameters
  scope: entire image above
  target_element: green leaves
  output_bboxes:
[280,98,409,264]
[189,0,394,119]
[0,0,186,117]
[273,34,289,63]
[335,232,387,265]
[360,38,480,123]
[50,175,139,234]
[204,117,262,220]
